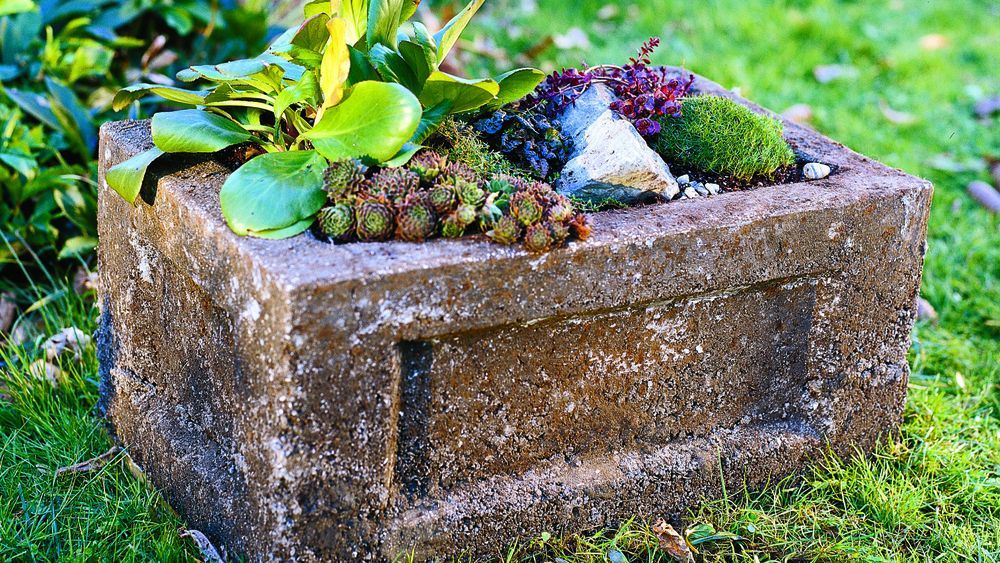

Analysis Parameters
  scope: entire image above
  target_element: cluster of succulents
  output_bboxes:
[315,151,591,253]
[470,109,573,179]
[483,176,591,253]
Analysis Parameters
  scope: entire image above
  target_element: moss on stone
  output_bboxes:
[654,95,795,180]
[432,119,532,180]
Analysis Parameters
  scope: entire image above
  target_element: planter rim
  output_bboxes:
[99,72,931,291]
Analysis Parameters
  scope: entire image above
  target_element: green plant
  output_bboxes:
[0,0,270,271]
[107,0,547,240]
[654,95,795,180]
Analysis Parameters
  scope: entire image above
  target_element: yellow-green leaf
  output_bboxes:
[319,17,351,112]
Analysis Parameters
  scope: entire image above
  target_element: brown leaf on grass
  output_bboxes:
[27,360,62,386]
[782,103,814,125]
[42,327,92,361]
[919,34,950,50]
[180,529,226,563]
[0,292,15,335]
[653,519,695,563]
[968,180,1000,214]
[56,446,121,476]
[880,100,917,125]
[916,297,938,323]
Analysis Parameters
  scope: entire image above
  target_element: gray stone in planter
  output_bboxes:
[96,72,932,561]
[555,84,679,204]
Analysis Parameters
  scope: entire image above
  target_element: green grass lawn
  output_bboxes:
[2,0,998,560]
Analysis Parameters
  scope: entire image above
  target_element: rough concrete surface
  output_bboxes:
[96,73,932,561]
[556,84,680,204]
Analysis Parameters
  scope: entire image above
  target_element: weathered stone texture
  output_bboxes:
[97,73,931,561]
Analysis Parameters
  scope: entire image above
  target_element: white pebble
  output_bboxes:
[705,183,721,195]
[676,174,690,185]
[683,187,699,198]
[804,162,831,180]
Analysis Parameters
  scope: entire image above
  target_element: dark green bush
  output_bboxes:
[654,95,795,180]
[0,0,271,275]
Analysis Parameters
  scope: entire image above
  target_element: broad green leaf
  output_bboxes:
[412,101,451,144]
[367,0,405,49]
[400,0,419,21]
[291,13,332,53]
[398,40,432,90]
[220,151,327,237]
[58,236,97,259]
[347,45,378,85]
[106,147,164,205]
[409,22,438,68]
[0,152,37,179]
[303,0,332,18]
[490,68,545,108]
[46,77,97,155]
[367,43,419,91]
[319,17,351,110]
[433,0,484,63]
[152,110,252,153]
[419,71,498,114]
[0,0,34,17]
[177,54,304,85]
[274,71,320,118]
[112,83,208,111]
[337,0,368,45]
[253,217,316,239]
[302,81,420,162]
[3,88,59,130]
[383,142,421,167]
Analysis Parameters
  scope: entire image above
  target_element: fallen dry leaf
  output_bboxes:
[0,292,15,335]
[27,360,62,386]
[653,519,695,563]
[43,327,92,362]
[880,100,917,125]
[813,64,858,84]
[180,529,226,563]
[56,446,121,476]
[916,297,938,323]
[782,103,814,125]
[919,34,950,50]
[968,180,1000,214]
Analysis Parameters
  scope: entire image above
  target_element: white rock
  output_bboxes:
[683,187,699,198]
[706,183,721,195]
[676,174,690,185]
[804,162,831,180]
[556,85,679,204]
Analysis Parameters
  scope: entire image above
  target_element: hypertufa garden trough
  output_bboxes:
[96,74,931,561]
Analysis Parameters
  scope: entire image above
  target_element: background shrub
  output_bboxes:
[0,0,272,277]
[654,94,796,179]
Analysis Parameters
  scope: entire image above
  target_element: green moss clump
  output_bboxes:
[432,118,531,180]
[654,95,795,180]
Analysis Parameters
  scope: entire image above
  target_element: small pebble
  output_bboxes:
[676,174,690,185]
[706,183,721,195]
[683,187,699,198]
[804,162,831,180]
[692,182,709,196]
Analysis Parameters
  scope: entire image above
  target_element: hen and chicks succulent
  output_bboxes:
[315,150,590,253]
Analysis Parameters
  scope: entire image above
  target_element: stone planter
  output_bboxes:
[96,74,931,561]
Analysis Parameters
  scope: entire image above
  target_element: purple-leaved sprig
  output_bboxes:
[523,37,694,137]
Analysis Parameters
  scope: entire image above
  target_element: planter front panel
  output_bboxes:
[97,75,931,561]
